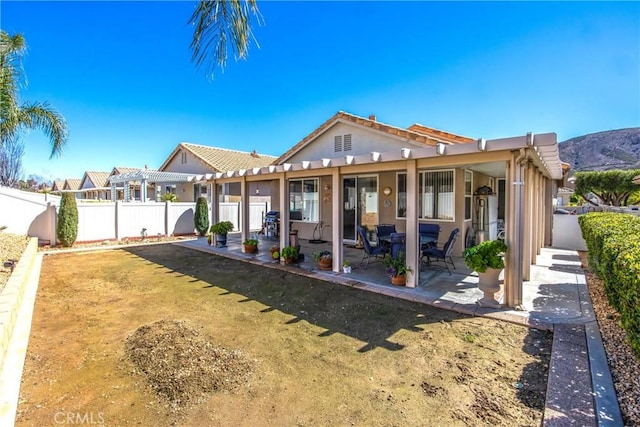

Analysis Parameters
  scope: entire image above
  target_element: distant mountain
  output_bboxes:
[558,128,640,172]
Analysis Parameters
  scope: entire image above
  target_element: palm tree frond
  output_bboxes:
[189,0,262,78]
[19,102,69,158]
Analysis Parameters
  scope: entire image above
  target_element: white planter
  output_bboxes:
[476,267,502,308]
[343,266,351,273]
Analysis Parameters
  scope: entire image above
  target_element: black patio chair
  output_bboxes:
[358,226,389,268]
[421,228,460,275]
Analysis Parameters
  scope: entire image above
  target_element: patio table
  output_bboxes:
[378,235,436,246]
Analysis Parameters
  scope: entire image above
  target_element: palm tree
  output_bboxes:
[0,31,68,158]
[189,0,262,78]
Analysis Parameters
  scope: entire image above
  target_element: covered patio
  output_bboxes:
[176,232,591,328]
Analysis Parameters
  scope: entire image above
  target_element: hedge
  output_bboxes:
[579,212,640,358]
[194,196,209,236]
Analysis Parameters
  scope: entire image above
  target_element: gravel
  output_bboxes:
[580,252,640,426]
[0,232,30,293]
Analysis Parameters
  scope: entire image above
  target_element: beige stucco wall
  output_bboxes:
[162,148,212,174]
[286,122,425,163]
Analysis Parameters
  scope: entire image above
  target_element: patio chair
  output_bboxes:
[358,226,389,268]
[419,223,440,250]
[390,233,406,259]
[421,228,460,275]
[375,224,396,249]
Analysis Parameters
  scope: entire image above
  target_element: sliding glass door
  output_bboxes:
[343,175,378,241]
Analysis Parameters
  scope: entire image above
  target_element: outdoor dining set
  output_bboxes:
[357,223,460,274]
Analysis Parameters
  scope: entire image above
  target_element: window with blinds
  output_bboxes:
[419,170,455,221]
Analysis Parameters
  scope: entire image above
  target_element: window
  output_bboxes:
[397,172,407,218]
[464,170,473,221]
[419,170,454,221]
[289,178,319,222]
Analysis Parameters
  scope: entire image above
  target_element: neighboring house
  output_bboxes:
[204,111,567,308]
[159,142,277,202]
[62,178,82,198]
[79,171,111,200]
[51,180,65,193]
[108,166,156,201]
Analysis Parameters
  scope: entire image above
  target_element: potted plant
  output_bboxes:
[312,250,332,270]
[209,221,234,247]
[269,245,280,259]
[243,238,258,254]
[342,259,351,274]
[463,240,507,307]
[281,246,298,264]
[383,252,412,286]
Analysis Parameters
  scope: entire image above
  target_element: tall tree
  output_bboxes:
[574,169,640,206]
[189,0,262,78]
[0,136,24,187]
[0,31,68,158]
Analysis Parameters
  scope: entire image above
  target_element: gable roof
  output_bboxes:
[274,111,476,164]
[81,171,111,189]
[111,166,140,176]
[51,180,65,191]
[159,143,277,173]
[63,179,81,191]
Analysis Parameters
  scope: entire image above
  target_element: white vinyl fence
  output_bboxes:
[0,187,269,245]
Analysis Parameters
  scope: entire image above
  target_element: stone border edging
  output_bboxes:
[0,237,38,365]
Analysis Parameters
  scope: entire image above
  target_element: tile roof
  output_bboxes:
[275,111,476,164]
[111,166,140,175]
[159,143,277,173]
[51,180,65,191]
[82,171,111,188]
[64,179,82,190]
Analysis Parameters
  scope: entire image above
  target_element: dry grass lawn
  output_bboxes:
[17,244,551,426]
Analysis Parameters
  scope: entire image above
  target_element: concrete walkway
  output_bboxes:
[0,238,624,426]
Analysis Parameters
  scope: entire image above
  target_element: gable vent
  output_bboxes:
[344,134,352,151]
[334,135,343,152]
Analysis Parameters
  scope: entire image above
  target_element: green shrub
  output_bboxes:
[57,193,78,247]
[194,197,209,236]
[579,212,640,357]
[463,240,507,273]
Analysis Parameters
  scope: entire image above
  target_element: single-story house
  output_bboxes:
[78,171,111,200]
[202,111,567,308]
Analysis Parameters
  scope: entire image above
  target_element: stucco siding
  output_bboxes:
[286,122,424,163]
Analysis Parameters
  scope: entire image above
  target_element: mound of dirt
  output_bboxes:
[125,319,254,411]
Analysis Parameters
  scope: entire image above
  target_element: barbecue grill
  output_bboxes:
[264,211,280,238]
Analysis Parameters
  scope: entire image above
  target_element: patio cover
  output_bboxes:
[108,169,211,201]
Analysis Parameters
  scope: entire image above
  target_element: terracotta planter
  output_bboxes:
[318,258,332,270]
[284,257,296,264]
[243,244,258,254]
[390,274,406,286]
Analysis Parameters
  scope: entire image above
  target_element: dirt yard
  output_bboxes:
[17,244,551,426]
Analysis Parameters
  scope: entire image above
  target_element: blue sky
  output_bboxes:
[3,1,639,182]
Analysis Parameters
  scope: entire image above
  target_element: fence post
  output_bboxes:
[47,202,57,246]
[115,201,121,241]
[165,201,170,236]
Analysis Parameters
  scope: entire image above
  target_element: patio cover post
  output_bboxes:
[240,177,249,242]
[504,150,526,308]
[110,183,116,202]
[210,182,219,227]
[279,175,290,261]
[405,159,418,288]
[124,182,131,202]
[544,178,553,246]
[331,169,342,272]
[523,161,532,281]
[141,179,147,202]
